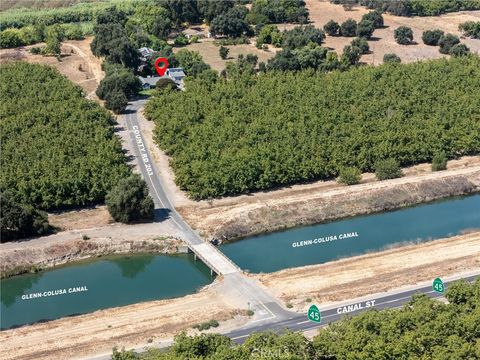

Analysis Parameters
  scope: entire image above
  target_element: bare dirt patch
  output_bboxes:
[304,0,480,64]
[48,205,112,231]
[0,37,104,98]
[256,231,480,311]
[174,38,278,72]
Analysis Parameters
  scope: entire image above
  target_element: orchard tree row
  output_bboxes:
[0,62,132,239]
[145,56,480,200]
[113,279,480,359]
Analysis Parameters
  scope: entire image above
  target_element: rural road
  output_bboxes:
[87,272,478,360]
[227,273,479,342]
[116,98,478,358]
[121,99,293,320]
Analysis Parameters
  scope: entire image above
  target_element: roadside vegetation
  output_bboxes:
[106,175,154,223]
[330,0,480,16]
[112,279,480,359]
[0,62,131,240]
[145,56,480,200]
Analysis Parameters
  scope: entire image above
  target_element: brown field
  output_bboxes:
[174,37,278,72]
[304,0,480,64]
[177,1,480,71]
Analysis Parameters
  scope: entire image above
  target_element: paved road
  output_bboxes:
[227,273,479,343]
[121,99,291,320]
[119,100,478,355]
[88,273,478,360]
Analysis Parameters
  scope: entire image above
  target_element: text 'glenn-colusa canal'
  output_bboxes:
[292,232,359,248]
[21,286,88,300]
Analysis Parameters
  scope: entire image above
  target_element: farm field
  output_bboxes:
[174,38,278,72]
[0,62,129,211]
[303,0,480,64]
[145,56,480,200]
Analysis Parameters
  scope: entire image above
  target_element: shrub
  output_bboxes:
[449,43,470,57]
[422,29,444,46]
[105,88,128,114]
[30,46,41,54]
[375,158,402,180]
[351,37,369,54]
[324,20,340,36]
[362,10,384,28]
[383,53,401,63]
[356,19,375,39]
[431,152,447,171]
[394,26,413,45]
[219,45,229,60]
[105,175,154,223]
[1,191,50,242]
[438,33,460,54]
[341,44,361,65]
[340,19,357,37]
[458,21,480,39]
[338,167,362,185]
[247,310,255,316]
[189,35,199,43]
[174,33,189,47]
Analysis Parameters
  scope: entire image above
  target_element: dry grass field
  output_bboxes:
[304,0,480,64]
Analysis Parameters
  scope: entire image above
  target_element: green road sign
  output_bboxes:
[433,277,445,293]
[308,305,321,323]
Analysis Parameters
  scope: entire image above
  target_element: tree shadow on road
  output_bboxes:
[154,208,171,222]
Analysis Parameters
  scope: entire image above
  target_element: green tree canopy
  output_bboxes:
[105,174,154,223]
[145,56,480,200]
[394,26,414,44]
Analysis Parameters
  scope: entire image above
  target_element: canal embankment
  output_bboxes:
[0,230,185,279]
[220,194,480,273]
[178,159,480,242]
[255,231,480,312]
[1,231,478,360]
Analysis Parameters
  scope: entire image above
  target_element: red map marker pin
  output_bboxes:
[155,57,169,77]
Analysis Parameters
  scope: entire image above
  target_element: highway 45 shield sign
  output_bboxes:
[433,277,445,293]
[308,305,321,323]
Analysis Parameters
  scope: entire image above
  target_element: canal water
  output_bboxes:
[1,195,479,329]
[220,194,480,273]
[0,254,212,330]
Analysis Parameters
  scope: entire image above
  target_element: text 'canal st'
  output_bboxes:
[337,300,376,314]
[292,232,359,248]
[21,286,88,300]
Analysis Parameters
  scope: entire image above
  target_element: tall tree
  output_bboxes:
[105,175,154,223]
